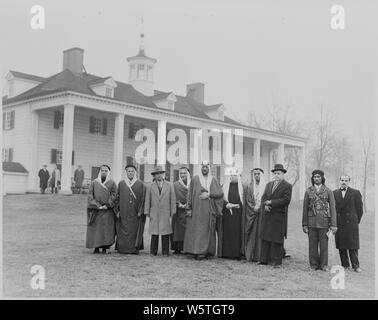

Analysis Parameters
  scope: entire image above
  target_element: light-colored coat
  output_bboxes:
[144,180,176,235]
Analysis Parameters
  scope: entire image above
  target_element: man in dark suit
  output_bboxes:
[333,175,364,272]
[259,164,293,268]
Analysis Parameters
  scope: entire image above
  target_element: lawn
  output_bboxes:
[2,194,375,298]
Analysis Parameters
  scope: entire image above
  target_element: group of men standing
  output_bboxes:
[85,161,364,272]
[38,164,85,194]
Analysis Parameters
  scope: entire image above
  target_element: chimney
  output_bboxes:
[63,47,84,74]
[186,83,204,104]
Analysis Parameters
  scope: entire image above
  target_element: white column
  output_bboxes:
[112,113,125,183]
[27,110,39,192]
[157,120,167,167]
[277,143,285,164]
[299,145,306,200]
[60,104,75,194]
[253,138,261,168]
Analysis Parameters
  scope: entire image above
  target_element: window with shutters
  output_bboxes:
[51,149,74,165]
[2,148,13,162]
[126,156,134,166]
[167,101,174,110]
[59,112,64,127]
[89,116,107,135]
[56,150,63,164]
[105,87,113,98]
[53,111,64,129]
[3,111,15,130]
[94,118,102,134]
[129,122,144,139]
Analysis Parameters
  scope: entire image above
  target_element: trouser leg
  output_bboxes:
[162,234,170,255]
[150,235,159,255]
[339,249,350,268]
[349,249,360,269]
[271,242,283,265]
[318,228,329,269]
[260,240,271,264]
[308,228,320,269]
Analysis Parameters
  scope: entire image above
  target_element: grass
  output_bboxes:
[2,194,375,298]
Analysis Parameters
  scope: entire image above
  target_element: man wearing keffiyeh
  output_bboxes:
[171,166,191,254]
[86,165,117,254]
[114,164,146,254]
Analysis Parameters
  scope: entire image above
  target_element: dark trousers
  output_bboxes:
[150,234,170,255]
[260,240,284,265]
[339,249,359,269]
[308,228,328,269]
[171,241,184,252]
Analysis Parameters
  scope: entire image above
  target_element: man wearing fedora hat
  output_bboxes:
[144,165,176,256]
[259,164,292,268]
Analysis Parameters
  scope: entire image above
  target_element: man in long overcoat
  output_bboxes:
[144,165,176,256]
[260,164,292,268]
[333,175,364,272]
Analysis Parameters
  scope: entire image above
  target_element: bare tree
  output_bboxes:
[245,101,305,188]
[360,125,373,212]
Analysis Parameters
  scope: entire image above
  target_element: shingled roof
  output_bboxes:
[9,70,47,82]
[3,69,215,120]
[2,162,29,173]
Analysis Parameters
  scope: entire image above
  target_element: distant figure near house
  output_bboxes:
[38,165,50,194]
[49,165,61,194]
[74,165,85,193]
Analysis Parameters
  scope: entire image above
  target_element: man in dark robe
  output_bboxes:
[260,164,292,268]
[184,161,224,260]
[221,168,244,260]
[172,167,191,254]
[333,175,364,272]
[38,165,50,194]
[244,168,265,262]
[115,164,146,254]
[86,165,117,254]
[74,165,85,194]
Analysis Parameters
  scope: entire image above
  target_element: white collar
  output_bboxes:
[199,173,213,191]
[124,177,137,188]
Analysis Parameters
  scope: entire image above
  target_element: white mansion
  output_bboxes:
[2,42,306,198]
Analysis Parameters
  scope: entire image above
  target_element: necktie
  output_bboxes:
[272,181,279,193]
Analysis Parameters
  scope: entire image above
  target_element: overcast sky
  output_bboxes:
[1,0,376,144]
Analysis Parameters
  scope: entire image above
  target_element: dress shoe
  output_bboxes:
[283,254,291,259]
[310,266,319,271]
[258,262,268,265]
[319,266,329,272]
[354,267,362,273]
[272,264,282,269]
[196,254,207,260]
